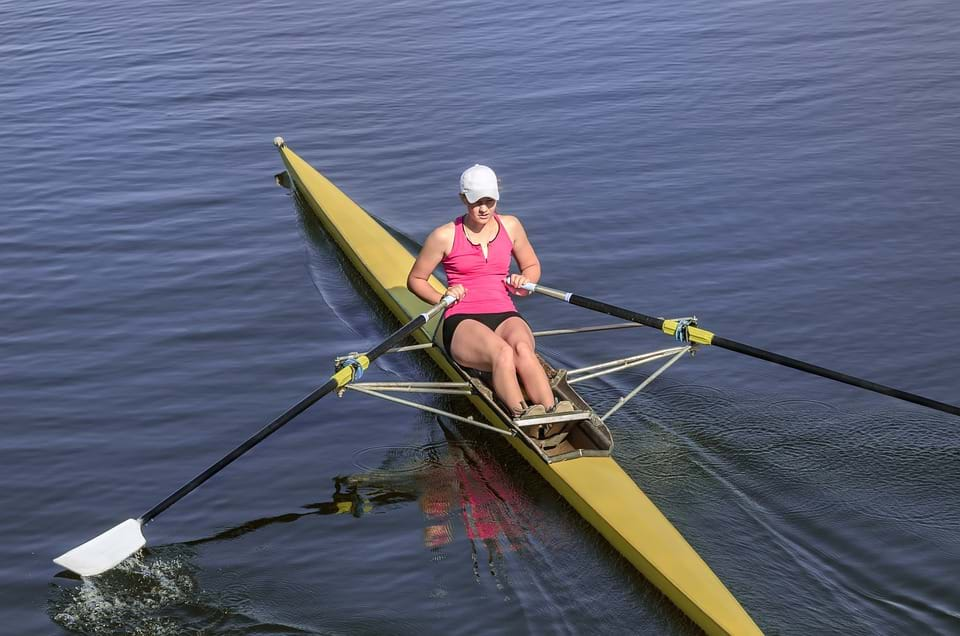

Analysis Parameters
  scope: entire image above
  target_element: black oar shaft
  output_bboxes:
[710,335,960,417]
[141,377,339,524]
[141,299,451,525]
[567,292,665,331]
[531,285,959,418]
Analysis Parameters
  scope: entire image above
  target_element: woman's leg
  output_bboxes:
[449,320,525,413]
[495,317,555,409]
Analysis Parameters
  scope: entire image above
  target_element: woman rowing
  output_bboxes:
[407,164,571,419]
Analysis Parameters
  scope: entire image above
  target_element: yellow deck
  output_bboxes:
[276,141,762,635]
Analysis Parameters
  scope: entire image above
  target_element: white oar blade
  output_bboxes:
[53,518,146,577]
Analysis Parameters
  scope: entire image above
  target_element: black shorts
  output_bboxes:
[441,311,525,354]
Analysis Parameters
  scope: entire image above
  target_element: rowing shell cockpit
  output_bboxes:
[336,320,697,464]
[467,359,615,462]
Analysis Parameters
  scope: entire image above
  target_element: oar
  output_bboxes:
[519,282,960,418]
[54,296,456,577]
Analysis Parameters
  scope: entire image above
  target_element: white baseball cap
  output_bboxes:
[459,164,499,203]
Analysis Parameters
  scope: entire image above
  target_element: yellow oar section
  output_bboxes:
[660,319,715,345]
[331,355,370,389]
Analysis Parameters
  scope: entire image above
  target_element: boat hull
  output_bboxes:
[276,141,762,636]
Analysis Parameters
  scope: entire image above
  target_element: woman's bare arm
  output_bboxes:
[502,215,541,285]
[407,224,459,304]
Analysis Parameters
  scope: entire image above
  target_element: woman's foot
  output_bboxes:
[548,400,574,414]
[514,403,547,419]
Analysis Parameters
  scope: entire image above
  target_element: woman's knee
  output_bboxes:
[492,342,516,369]
[512,340,536,364]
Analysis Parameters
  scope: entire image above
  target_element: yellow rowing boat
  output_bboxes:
[275,138,762,636]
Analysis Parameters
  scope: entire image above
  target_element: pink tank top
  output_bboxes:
[442,214,517,317]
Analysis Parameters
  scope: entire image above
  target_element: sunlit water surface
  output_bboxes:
[3,0,959,633]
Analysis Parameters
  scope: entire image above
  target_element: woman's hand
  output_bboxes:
[444,284,467,301]
[505,274,531,296]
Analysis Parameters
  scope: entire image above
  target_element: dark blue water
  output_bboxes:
[4,0,959,633]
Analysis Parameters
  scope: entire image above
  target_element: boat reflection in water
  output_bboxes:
[49,435,529,634]
[419,437,527,580]
[181,433,530,582]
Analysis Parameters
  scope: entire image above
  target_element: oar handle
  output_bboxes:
[141,296,455,525]
[518,281,562,299]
